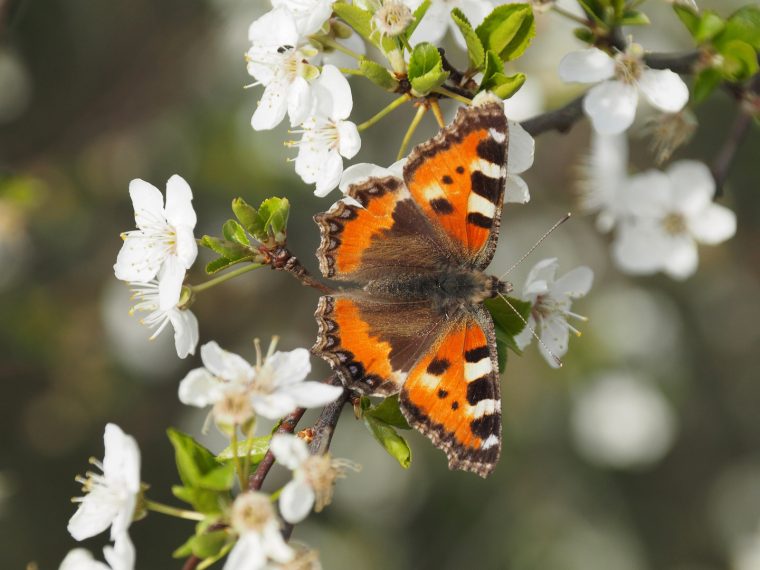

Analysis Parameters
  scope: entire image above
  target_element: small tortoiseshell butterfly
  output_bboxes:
[312,94,512,477]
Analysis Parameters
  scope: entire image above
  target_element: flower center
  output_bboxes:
[232,492,276,534]
[531,293,588,337]
[73,459,126,505]
[301,455,358,512]
[371,1,413,38]
[662,212,687,236]
[213,391,253,425]
[614,52,643,84]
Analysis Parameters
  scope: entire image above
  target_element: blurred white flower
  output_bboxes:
[272,0,334,36]
[263,542,322,570]
[179,341,343,421]
[60,535,135,570]
[371,0,414,38]
[505,119,534,204]
[405,0,492,48]
[291,65,361,196]
[113,175,197,311]
[578,131,629,232]
[68,424,141,542]
[571,372,676,469]
[734,525,760,570]
[339,159,406,192]
[225,492,294,570]
[270,434,358,523]
[247,8,320,130]
[128,280,199,359]
[559,45,689,134]
[513,258,593,368]
[612,160,736,280]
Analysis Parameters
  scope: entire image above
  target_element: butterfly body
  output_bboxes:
[313,95,511,477]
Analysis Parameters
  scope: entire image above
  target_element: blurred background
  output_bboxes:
[1,0,759,568]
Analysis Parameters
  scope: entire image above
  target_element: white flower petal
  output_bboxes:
[337,121,361,159]
[224,534,267,570]
[270,434,310,470]
[504,174,530,204]
[281,381,344,408]
[316,65,353,119]
[408,0,447,44]
[164,175,196,228]
[662,235,699,280]
[279,479,316,524]
[513,315,536,351]
[252,81,289,131]
[523,257,559,294]
[314,152,345,197]
[273,0,333,36]
[538,317,570,368]
[339,162,404,193]
[68,497,122,541]
[102,424,141,493]
[287,76,313,127]
[113,236,161,283]
[248,7,300,46]
[263,522,296,563]
[173,225,198,270]
[666,160,714,215]
[178,368,223,407]
[59,549,110,570]
[200,341,254,383]
[128,179,165,230]
[169,308,199,359]
[638,68,689,113]
[507,120,534,174]
[621,169,672,218]
[266,348,312,386]
[584,81,639,135]
[687,203,736,245]
[552,266,594,298]
[251,393,299,419]
[612,221,667,275]
[157,256,185,311]
[558,48,616,84]
[103,534,136,570]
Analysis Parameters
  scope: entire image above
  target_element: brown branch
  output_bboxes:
[248,407,308,491]
[644,51,701,74]
[264,245,334,294]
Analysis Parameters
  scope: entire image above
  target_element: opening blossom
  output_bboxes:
[247,7,321,131]
[270,434,359,523]
[67,424,141,543]
[59,536,135,570]
[559,45,689,135]
[514,258,593,368]
[128,280,199,359]
[179,341,344,422]
[224,492,294,570]
[612,160,736,279]
[113,175,197,311]
[291,65,361,196]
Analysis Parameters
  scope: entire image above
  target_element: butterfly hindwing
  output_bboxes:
[399,306,501,477]
[403,98,508,270]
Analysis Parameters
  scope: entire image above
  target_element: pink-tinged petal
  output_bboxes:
[314,152,344,197]
[558,48,616,84]
[687,203,736,245]
[282,381,344,408]
[552,266,594,298]
[267,348,312,386]
[315,65,353,119]
[337,121,361,159]
[666,160,714,215]
[507,120,534,174]
[505,174,530,204]
[179,368,222,407]
[164,175,197,228]
[538,317,570,368]
[638,69,689,113]
[663,235,699,280]
[270,434,309,470]
[620,169,672,218]
[612,221,667,275]
[128,179,165,230]
[170,308,199,359]
[200,341,254,383]
[287,76,313,127]
[278,479,315,524]
[252,81,289,131]
[157,256,185,311]
[114,237,161,282]
[103,533,136,570]
[224,534,266,570]
[584,81,638,135]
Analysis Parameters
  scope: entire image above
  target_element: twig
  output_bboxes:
[644,51,700,74]
[520,95,585,136]
[264,246,334,294]
[248,407,308,491]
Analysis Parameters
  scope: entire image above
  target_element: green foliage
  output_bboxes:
[451,8,485,71]
[716,5,760,51]
[364,394,411,430]
[360,58,400,91]
[216,436,271,463]
[167,429,234,514]
[480,50,525,99]
[408,42,449,95]
[476,4,535,62]
[333,2,373,42]
[362,396,412,468]
[484,295,532,371]
[232,196,290,245]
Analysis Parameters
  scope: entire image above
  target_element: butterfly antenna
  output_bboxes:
[497,292,563,368]
[499,213,572,280]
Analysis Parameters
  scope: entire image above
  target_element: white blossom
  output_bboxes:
[271,0,334,36]
[504,119,534,204]
[578,131,629,232]
[225,492,294,570]
[60,535,135,570]
[179,341,343,422]
[559,45,689,134]
[247,8,321,130]
[270,434,358,523]
[404,0,493,49]
[68,424,141,542]
[612,160,736,279]
[113,175,197,310]
[514,258,593,368]
[128,280,199,359]
[291,65,361,196]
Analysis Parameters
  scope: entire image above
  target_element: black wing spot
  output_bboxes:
[465,346,490,363]
[430,198,454,215]
[456,166,465,174]
[467,212,493,228]
[437,389,448,399]
[442,175,453,185]
[451,401,459,410]
[427,358,451,375]
[466,377,493,405]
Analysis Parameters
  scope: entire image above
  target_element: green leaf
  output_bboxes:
[205,256,255,275]
[696,11,726,43]
[200,235,250,261]
[485,295,532,338]
[692,67,723,103]
[408,42,449,95]
[192,530,230,559]
[479,50,503,90]
[577,0,607,27]
[172,534,196,558]
[719,39,759,81]
[333,2,373,42]
[451,8,485,70]
[673,4,700,37]
[197,543,234,570]
[196,463,236,492]
[231,197,260,235]
[620,9,650,26]
[476,4,535,62]
[359,58,399,91]
[364,416,412,468]
[404,0,431,40]
[222,219,249,247]
[365,395,410,430]
[573,27,595,44]
[486,72,526,99]
[216,436,271,463]
[171,485,227,515]
[258,197,290,243]
[718,5,760,50]
[168,429,223,487]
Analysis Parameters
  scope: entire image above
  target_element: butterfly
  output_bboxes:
[312,94,512,477]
